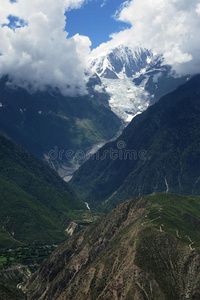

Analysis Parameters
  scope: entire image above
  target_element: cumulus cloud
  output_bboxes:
[93,0,200,76]
[0,0,91,95]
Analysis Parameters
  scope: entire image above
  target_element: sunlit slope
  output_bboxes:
[24,193,200,300]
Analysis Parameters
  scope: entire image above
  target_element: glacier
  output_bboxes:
[89,45,188,123]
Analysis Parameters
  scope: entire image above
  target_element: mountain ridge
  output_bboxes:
[0,76,121,175]
[71,74,200,211]
[23,193,200,300]
[0,133,86,247]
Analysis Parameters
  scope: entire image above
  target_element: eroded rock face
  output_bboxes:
[65,221,78,236]
[0,265,29,300]
[23,195,200,300]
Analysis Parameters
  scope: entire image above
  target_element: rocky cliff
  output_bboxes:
[23,193,200,300]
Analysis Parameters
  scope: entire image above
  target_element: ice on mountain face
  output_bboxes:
[146,57,152,64]
[89,46,159,122]
[90,45,185,123]
[101,77,150,122]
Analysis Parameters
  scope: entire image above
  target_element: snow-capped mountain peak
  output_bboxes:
[90,45,154,80]
[89,45,188,123]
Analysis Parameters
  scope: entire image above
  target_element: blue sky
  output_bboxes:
[65,0,130,49]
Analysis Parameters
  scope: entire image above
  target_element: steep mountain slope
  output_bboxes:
[90,46,151,79]
[0,76,121,174]
[90,45,188,122]
[0,134,85,248]
[0,284,26,300]
[23,193,200,300]
[71,75,200,211]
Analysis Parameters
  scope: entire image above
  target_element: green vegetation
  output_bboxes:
[65,209,104,226]
[24,193,200,300]
[0,284,26,300]
[0,245,57,269]
[134,227,185,300]
[0,227,22,250]
[146,193,200,251]
[0,134,87,248]
[71,74,200,212]
[0,134,105,298]
[0,77,121,169]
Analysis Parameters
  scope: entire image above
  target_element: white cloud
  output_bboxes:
[94,0,200,76]
[197,3,200,15]
[100,0,107,8]
[0,0,91,95]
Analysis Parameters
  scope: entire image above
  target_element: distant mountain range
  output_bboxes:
[71,74,200,212]
[24,193,200,300]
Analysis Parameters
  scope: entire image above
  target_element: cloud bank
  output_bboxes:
[1,0,200,95]
[93,0,200,76]
[0,0,91,96]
